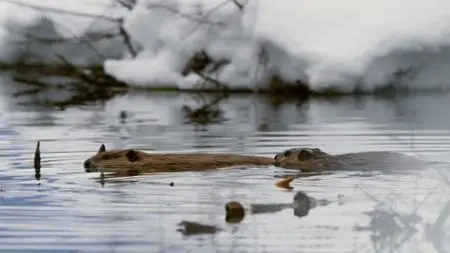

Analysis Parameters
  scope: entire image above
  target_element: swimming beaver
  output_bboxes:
[274,148,429,172]
[83,145,428,175]
[83,144,274,175]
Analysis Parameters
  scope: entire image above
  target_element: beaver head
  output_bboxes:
[274,148,330,163]
[83,144,147,173]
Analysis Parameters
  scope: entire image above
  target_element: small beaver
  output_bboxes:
[274,148,428,172]
[83,144,274,175]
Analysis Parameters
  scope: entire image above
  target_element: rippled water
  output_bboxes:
[0,82,448,252]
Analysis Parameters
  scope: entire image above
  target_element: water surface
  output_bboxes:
[0,83,448,253]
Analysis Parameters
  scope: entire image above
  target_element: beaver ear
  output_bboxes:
[98,144,106,153]
[125,150,139,162]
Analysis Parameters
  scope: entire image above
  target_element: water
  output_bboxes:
[0,82,448,253]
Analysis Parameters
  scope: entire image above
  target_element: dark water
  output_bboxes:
[0,78,448,252]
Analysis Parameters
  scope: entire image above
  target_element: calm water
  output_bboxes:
[0,77,448,253]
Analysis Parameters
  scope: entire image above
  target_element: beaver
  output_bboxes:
[274,147,429,172]
[83,144,274,175]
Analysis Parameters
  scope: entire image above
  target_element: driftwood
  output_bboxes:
[11,54,129,109]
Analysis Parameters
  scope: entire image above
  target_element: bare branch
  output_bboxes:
[193,69,227,89]
[118,24,137,57]
[145,3,226,26]
[0,0,121,22]
[179,0,249,44]
[230,0,244,10]
[54,53,127,88]
[8,29,121,44]
[115,0,136,11]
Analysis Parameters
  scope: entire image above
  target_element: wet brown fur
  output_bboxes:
[274,148,428,172]
[83,144,274,175]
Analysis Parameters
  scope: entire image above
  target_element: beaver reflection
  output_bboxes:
[225,191,333,223]
[292,191,331,217]
[225,201,246,223]
[177,191,335,236]
[177,220,222,236]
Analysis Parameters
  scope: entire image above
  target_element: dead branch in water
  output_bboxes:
[12,55,128,109]
[54,54,128,88]
[34,141,41,182]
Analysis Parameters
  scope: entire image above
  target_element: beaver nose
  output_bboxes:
[83,160,91,172]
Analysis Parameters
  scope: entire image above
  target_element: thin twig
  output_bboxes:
[230,0,244,10]
[115,0,136,11]
[118,24,137,57]
[0,0,121,22]
[145,3,226,25]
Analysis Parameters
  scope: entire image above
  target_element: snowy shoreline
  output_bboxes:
[1,0,450,94]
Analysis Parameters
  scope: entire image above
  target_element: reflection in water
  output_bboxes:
[0,79,447,252]
[177,220,222,236]
[181,93,228,126]
[226,191,335,221]
[356,208,422,252]
[426,202,450,253]
[185,191,334,236]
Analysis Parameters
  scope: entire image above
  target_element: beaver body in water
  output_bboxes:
[83,144,274,175]
[83,145,428,175]
[273,148,428,172]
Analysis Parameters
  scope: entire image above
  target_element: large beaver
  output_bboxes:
[83,144,274,175]
[273,148,429,172]
[83,145,428,175]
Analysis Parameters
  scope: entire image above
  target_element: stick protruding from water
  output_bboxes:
[34,141,41,181]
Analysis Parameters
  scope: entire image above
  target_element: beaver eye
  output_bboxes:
[284,150,292,157]
[125,150,139,162]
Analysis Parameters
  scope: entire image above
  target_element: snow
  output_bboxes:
[0,0,124,66]
[1,0,450,92]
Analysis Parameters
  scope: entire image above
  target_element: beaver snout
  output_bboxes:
[273,157,286,167]
[274,155,287,164]
[83,159,95,172]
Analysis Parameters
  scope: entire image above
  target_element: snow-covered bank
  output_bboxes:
[0,0,125,66]
[104,0,450,92]
[1,0,450,93]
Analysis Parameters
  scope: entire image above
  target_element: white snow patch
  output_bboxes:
[1,0,450,92]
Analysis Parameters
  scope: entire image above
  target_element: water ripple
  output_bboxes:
[0,91,447,253]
